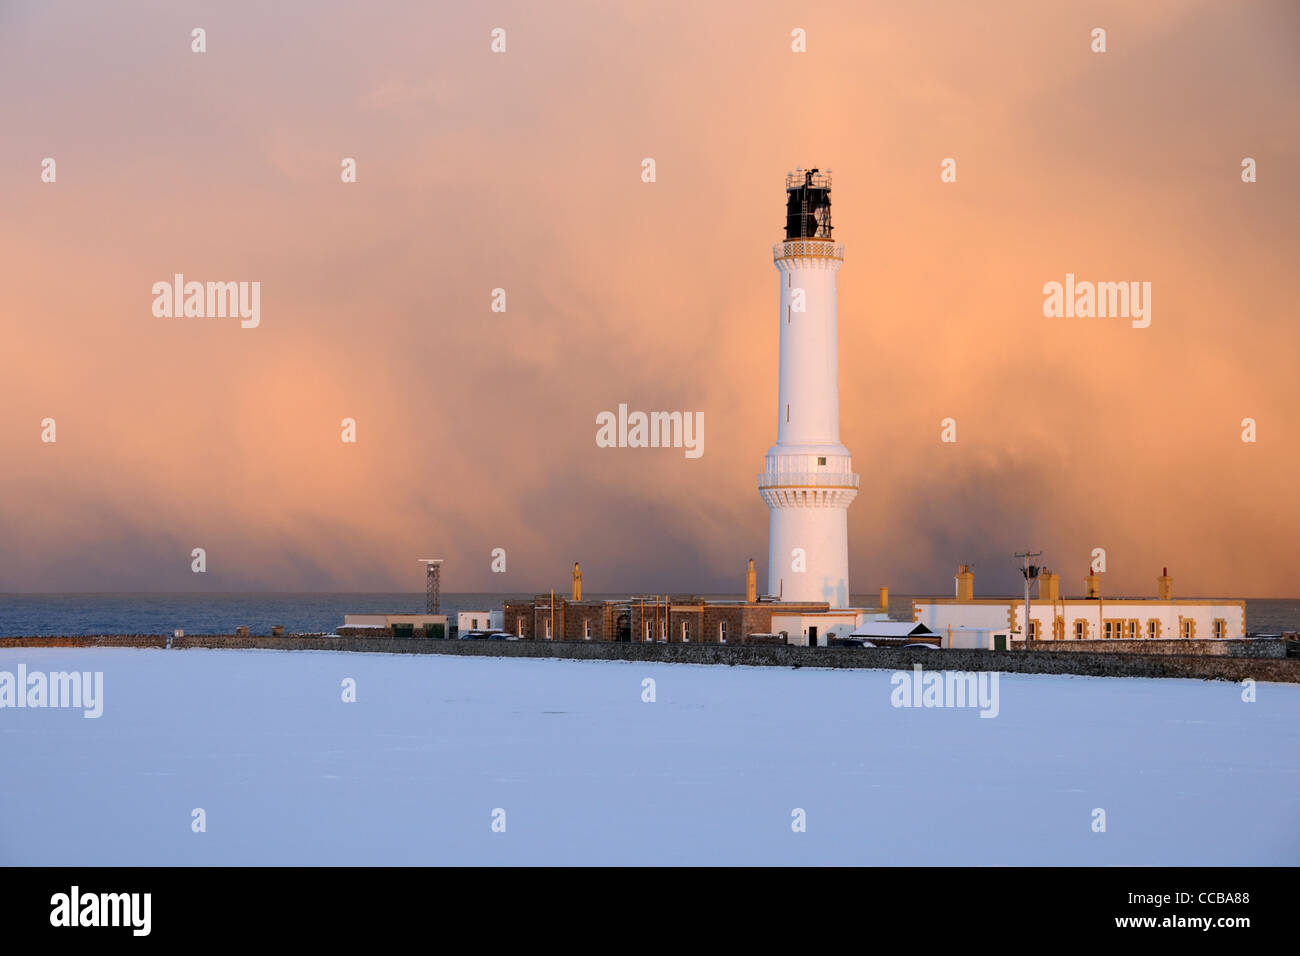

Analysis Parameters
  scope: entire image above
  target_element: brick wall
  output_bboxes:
[700,604,792,643]
[628,599,704,642]
[561,602,609,641]
[502,601,533,639]
[624,601,830,644]
[506,598,624,641]
[531,597,564,641]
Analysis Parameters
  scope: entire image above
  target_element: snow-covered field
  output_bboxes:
[1,648,1297,865]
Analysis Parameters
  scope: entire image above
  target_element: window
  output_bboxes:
[681,621,689,642]
[1074,620,1086,639]
[1181,619,1194,639]
[544,618,552,640]
[1027,620,1038,640]
[1213,618,1226,639]
[660,618,666,641]
[817,456,826,466]
[583,619,590,640]
[719,620,727,643]
[517,618,525,637]
[786,404,790,423]
[1126,620,1139,640]
[645,620,652,641]
[1147,620,1159,639]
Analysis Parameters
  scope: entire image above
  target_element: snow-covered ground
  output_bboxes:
[1,648,1296,865]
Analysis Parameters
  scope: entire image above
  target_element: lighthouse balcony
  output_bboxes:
[773,239,844,263]
[759,477,859,509]
[757,470,859,490]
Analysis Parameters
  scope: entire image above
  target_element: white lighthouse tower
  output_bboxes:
[759,168,858,607]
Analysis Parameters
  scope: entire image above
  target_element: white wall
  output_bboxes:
[774,258,842,445]
[1014,601,1245,640]
[343,614,387,627]
[767,506,852,607]
[915,600,1245,640]
[914,603,1010,633]
[771,612,863,646]
[941,628,1002,650]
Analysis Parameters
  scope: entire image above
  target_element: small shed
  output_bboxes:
[849,622,939,647]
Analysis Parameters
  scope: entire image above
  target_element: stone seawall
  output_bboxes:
[4,634,1297,683]
[344,639,1294,682]
[1026,638,1284,658]
[0,635,167,649]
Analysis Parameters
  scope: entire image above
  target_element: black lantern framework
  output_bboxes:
[784,168,833,240]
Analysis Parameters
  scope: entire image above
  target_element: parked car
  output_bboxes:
[460,630,487,641]
[487,632,512,640]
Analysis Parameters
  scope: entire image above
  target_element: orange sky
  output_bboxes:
[2,0,1297,596]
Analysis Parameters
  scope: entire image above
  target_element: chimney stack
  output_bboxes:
[1157,567,1172,600]
[572,562,582,601]
[1041,571,1060,602]
[955,565,974,602]
[878,586,889,611]
[746,558,758,603]
[1085,571,1100,599]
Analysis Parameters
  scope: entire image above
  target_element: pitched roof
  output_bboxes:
[850,622,936,638]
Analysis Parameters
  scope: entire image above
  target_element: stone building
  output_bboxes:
[913,566,1246,643]
[502,594,621,641]
[502,561,886,645]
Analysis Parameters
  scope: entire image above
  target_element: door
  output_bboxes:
[994,634,1006,651]
[809,626,818,648]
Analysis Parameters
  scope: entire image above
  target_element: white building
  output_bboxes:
[759,169,859,607]
[773,610,875,647]
[341,613,448,634]
[912,566,1245,643]
[457,610,502,633]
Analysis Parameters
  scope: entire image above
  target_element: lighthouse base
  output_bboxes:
[767,506,851,607]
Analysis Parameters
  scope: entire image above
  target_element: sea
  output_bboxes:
[0,593,1297,638]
